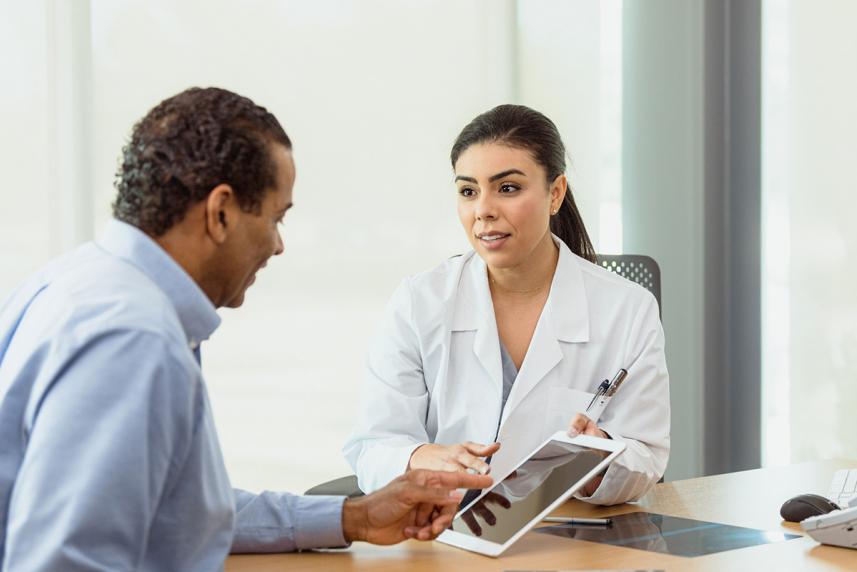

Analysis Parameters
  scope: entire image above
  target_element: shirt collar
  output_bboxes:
[451,234,590,343]
[96,219,221,347]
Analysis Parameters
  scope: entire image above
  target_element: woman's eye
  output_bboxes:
[500,183,520,193]
[459,187,476,197]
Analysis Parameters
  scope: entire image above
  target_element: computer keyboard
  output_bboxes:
[827,468,857,508]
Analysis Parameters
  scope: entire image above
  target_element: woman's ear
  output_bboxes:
[205,184,235,244]
[551,174,568,212]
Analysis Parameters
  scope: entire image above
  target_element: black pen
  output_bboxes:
[586,379,611,411]
[543,517,612,526]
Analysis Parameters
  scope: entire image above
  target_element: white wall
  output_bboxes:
[0,2,54,297]
[1,0,622,494]
[762,0,857,466]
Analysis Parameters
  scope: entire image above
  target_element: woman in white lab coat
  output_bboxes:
[343,104,669,506]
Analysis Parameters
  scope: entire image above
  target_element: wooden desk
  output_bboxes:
[227,459,857,571]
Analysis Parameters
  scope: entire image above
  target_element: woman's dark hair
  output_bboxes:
[112,87,291,236]
[450,104,596,263]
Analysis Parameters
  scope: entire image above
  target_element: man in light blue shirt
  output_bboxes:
[0,87,490,571]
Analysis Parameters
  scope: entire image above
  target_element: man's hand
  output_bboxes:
[341,470,492,545]
[408,441,500,474]
[567,413,610,496]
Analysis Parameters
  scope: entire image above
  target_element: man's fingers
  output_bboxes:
[404,485,465,507]
[404,525,437,541]
[431,512,455,535]
[415,469,493,491]
[414,501,434,527]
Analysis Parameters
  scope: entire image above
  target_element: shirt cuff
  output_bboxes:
[294,495,349,550]
[357,441,424,493]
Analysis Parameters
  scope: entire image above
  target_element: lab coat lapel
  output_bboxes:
[451,254,502,397]
[500,239,590,425]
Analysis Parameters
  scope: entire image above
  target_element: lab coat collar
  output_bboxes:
[550,238,591,343]
[451,235,591,345]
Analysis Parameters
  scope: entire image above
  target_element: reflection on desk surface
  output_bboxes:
[536,511,801,558]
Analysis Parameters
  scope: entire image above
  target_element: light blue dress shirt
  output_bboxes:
[0,220,346,571]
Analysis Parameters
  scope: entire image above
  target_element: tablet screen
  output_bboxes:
[448,439,605,544]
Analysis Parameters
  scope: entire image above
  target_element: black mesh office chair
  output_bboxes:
[305,253,663,497]
[596,254,661,316]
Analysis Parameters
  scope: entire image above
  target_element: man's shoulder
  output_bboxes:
[18,244,186,347]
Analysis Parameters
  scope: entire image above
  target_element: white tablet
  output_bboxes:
[436,431,625,557]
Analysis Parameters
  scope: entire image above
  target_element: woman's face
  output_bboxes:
[455,142,565,269]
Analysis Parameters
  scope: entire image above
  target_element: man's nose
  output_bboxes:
[273,230,285,256]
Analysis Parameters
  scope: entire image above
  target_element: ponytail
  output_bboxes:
[550,183,596,263]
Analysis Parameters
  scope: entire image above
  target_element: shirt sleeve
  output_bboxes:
[2,330,197,572]
[230,489,347,552]
[342,279,429,493]
[577,289,671,506]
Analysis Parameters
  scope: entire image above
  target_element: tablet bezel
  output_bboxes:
[436,431,626,557]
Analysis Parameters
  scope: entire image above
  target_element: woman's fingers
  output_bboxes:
[455,450,490,475]
[567,413,592,437]
[464,441,500,457]
[410,442,500,473]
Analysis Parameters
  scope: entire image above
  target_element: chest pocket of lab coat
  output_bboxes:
[543,386,595,435]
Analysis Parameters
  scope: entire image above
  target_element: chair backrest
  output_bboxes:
[596,254,662,317]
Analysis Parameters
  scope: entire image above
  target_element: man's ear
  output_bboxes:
[205,184,236,244]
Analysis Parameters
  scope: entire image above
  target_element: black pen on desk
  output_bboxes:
[542,517,612,526]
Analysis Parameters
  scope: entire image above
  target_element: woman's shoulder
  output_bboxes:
[403,250,476,293]
[567,252,659,312]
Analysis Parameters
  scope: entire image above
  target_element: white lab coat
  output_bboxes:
[343,238,670,505]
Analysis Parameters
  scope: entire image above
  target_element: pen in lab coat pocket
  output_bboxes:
[585,368,628,420]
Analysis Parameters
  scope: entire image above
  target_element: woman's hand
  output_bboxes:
[408,441,500,474]
[567,413,609,496]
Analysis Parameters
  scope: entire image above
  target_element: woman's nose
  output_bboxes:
[474,194,497,221]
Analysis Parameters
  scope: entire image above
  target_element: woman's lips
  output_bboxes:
[477,233,511,250]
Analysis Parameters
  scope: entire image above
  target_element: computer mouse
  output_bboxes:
[780,493,840,522]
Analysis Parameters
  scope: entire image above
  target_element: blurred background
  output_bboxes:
[1,0,855,495]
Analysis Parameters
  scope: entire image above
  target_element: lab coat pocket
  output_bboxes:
[543,386,595,435]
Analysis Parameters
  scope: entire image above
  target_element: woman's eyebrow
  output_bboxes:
[488,169,526,182]
[454,169,527,183]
